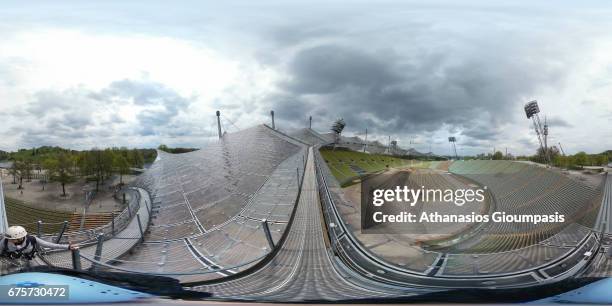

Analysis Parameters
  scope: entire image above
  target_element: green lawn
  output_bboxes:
[320,149,430,186]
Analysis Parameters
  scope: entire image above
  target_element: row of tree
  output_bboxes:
[550,152,609,169]
[6,147,156,197]
[157,144,198,154]
[511,146,610,168]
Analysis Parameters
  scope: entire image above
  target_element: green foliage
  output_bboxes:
[492,151,504,160]
[551,151,610,168]
[129,149,145,168]
[574,152,588,166]
[5,146,158,193]
[157,144,198,154]
[45,153,76,196]
[158,144,169,152]
[140,149,157,164]
[7,146,155,168]
[114,154,130,185]
[320,148,417,186]
[11,158,34,188]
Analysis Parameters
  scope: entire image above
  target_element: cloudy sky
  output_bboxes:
[1,0,611,156]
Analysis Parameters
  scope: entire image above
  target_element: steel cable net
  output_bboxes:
[60,145,589,291]
[33,125,308,282]
[13,126,604,295]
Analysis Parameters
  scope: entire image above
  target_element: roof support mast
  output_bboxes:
[216,110,222,139]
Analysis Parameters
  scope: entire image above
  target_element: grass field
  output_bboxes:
[320,149,434,186]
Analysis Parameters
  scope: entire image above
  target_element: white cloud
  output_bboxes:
[0,29,278,150]
[1,1,612,155]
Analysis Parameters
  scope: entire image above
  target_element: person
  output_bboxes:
[0,225,78,272]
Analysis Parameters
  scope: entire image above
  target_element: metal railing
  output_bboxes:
[37,188,141,245]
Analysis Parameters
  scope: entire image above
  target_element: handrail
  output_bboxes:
[77,251,267,276]
[40,187,141,244]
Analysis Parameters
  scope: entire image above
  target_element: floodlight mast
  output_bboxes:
[448,137,458,160]
[524,100,550,165]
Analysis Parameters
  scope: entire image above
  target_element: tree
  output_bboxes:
[102,149,115,180]
[130,149,144,168]
[41,158,58,191]
[88,149,115,192]
[553,155,570,169]
[23,158,33,182]
[12,158,32,189]
[46,153,75,197]
[331,118,346,145]
[158,144,169,153]
[536,146,560,164]
[77,151,97,179]
[9,162,18,184]
[574,151,588,167]
[596,154,608,166]
[114,154,130,186]
[492,151,504,160]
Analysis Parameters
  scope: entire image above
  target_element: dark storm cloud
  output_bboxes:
[462,127,499,141]
[271,42,559,141]
[266,93,312,121]
[462,139,487,148]
[283,45,400,94]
